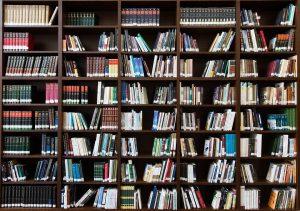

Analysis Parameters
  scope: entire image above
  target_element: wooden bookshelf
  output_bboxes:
[0,0,299,210]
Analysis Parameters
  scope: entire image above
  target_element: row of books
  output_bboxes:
[121,8,160,26]
[61,186,117,209]
[240,82,297,105]
[180,7,236,26]
[63,133,116,157]
[65,12,96,26]
[3,32,33,51]
[2,159,57,182]
[241,4,295,26]
[3,109,58,131]
[94,161,118,182]
[63,85,88,104]
[4,5,58,26]
[143,159,176,183]
[1,186,56,208]
[5,56,58,77]
[241,29,295,52]
[5,56,296,79]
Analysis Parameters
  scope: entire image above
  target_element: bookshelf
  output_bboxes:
[0,0,299,210]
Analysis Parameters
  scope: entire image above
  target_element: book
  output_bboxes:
[269,29,295,52]
[122,55,150,77]
[240,109,263,131]
[180,7,236,26]
[92,133,116,157]
[153,29,176,52]
[180,83,203,105]
[121,110,142,131]
[180,58,193,77]
[181,186,206,209]
[152,133,176,157]
[208,29,235,52]
[202,60,236,78]
[151,55,177,77]
[203,134,237,157]
[65,12,96,26]
[45,83,58,104]
[241,29,268,52]
[34,159,57,181]
[1,186,56,208]
[205,109,236,131]
[4,5,57,26]
[34,109,58,130]
[1,160,27,182]
[241,9,261,26]
[63,159,85,182]
[267,108,296,131]
[98,30,118,52]
[93,187,118,209]
[121,137,138,157]
[271,135,297,157]
[3,32,33,51]
[180,163,196,183]
[240,59,258,77]
[153,83,176,104]
[213,83,236,105]
[180,137,198,157]
[240,134,262,157]
[267,56,297,77]
[152,109,177,131]
[121,82,149,104]
[93,160,117,182]
[3,136,30,155]
[240,82,259,105]
[267,187,296,209]
[3,111,33,131]
[96,81,118,105]
[207,159,235,183]
[63,35,85,51]
[63,135,91,156]
[180,32,199,52]
[121,30,151,52]
[5,56,58,77]
[41,134,58,155]
[63,85,88,104]
[3,85,32,104]
[211,188,236,209]
[63,112,88,130]
[181,112,200,131]
[86,57,118,77]
[275,4,295,26]
[266,161,296,183]
[121,160,137,182]
[143,158,176,182]
[121,8,160,26]
[147,186,177,209]
[240,186,260,210]
[120,186,142,209]
[241,163,257,183]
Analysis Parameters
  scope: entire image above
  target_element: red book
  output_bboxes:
[54,83,58,103]
[195,190,207,208]
[259,30,268,51]
[104,162,109,181]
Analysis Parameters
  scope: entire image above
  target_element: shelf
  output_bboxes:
[180,130,237,134]
[63,25,117,29]
[63,51,118,55]
[120,181,177,186]
[240,104,297,109]
[2,180,57,185]
[240,130,296,134]
[121,104,177,108]
[121,52,177,55]
[3,51,58,54]
[2,154,57,159]
[62,155,117,159]
[2,77,59,81]
[180,181,236,186]
[121,130,175,134]
[121,77,177,81]
[181,156,236,160]
[179,77,236,81]
[62,77,118,81]
[241,25,296,29]
[3,130,58,133]
[63,130,118,133]
[122,25,176,29]
[121,155,176,159]
[241,181,297,186]
[240,156,296,160]
[62,181,118,185]
[240,77,297,82]
[63,104,118,107]
[3,103,58,107]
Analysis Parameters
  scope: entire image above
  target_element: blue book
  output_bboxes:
[137,57,144,77]
[97,187,105,208]
[150,186,158,209]
[72,164,77,181]
[101,134,109,156]
[121,82,127,103]
[133,57,140,77]
[152,110,159,131]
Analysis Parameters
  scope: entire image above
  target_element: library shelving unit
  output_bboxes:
[0,0,299,210]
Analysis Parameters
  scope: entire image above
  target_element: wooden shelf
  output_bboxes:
[1,0,299,210]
